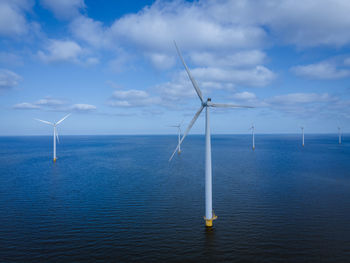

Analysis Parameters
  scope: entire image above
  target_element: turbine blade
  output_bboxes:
[56,113,71,125]
[169,105,204,161]
[174,41,203,103]
[35,119,53,125]
[209,103,254,108]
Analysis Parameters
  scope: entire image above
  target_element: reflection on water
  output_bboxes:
[0,135,349,262]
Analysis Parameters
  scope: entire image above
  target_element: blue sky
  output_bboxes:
[1,0,350,135]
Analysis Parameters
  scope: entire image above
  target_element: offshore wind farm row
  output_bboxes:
[33,43,346,228]
[36,115,344,162]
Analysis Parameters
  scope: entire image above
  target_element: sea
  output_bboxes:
[0,135,349,262]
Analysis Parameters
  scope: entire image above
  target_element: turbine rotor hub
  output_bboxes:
[202,98,211,107]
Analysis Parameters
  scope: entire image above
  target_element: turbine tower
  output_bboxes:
[250,124,255,150]
[169,41,253,228]
[35,114,71,162]
[338,127,342,144]
[301,126,304,147]
[170,120,183,154]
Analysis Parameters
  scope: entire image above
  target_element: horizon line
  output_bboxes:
[0,133,347,137]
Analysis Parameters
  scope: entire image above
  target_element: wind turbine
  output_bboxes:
[301,126,305,147]
[35,114,71,162]
[169,41,253,228]
[170,119,184,154]
[338,127,342,144]
[250,124,255,150]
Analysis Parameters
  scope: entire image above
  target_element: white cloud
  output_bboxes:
[13,97,96,113]
[292,61,350,79]
[0,3,26,36]
[267,0,350,47]
[69,16,106,47]
[0,0,33,37]
[35,98,65,106]
[191,66,275,87]
[0,69,21,90]
[108,1,266,53]
[199,81,234,91]
[14,97,66,110]
[220,91,345,118]
[66,2,278,88]
[109,89,161,107]
[73,0,350,54]
[13,102,40,109]
[36,39,97,65]
[70,103,96,112]
[85,57,99,65]
[190,50,266,68]
[208,0,350,47]
[232,92,257,101]
[38,39,83,63]
[267,93,333,105]
[263,92,343,117]
[62,0,350,82]
[146,52,175,69]
[40,0,85,20]
[68,1,268,72]
[157,78,196,102]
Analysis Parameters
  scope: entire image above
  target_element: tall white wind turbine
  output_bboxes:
[301,126,305,147]
[338,127,342,144]
[35,114,71,162]
[250,124,255,150]
[170,120,184,154]
[169,42,254,228]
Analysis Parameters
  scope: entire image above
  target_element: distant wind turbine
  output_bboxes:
[169,119,184,154]
[35,114,71,162]
[338,127,342,144]
[301,126,305,147]
[250,124,255,150]
[169,41,254,228]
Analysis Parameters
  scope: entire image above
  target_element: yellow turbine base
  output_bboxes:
[53,158,57,162]
[302,144,304,147]
[205,219,213,227]
[252,146,255,150]
[204,212,218,228]
[178,150,181,154]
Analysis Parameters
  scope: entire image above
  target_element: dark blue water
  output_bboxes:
[0,135,349,262]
